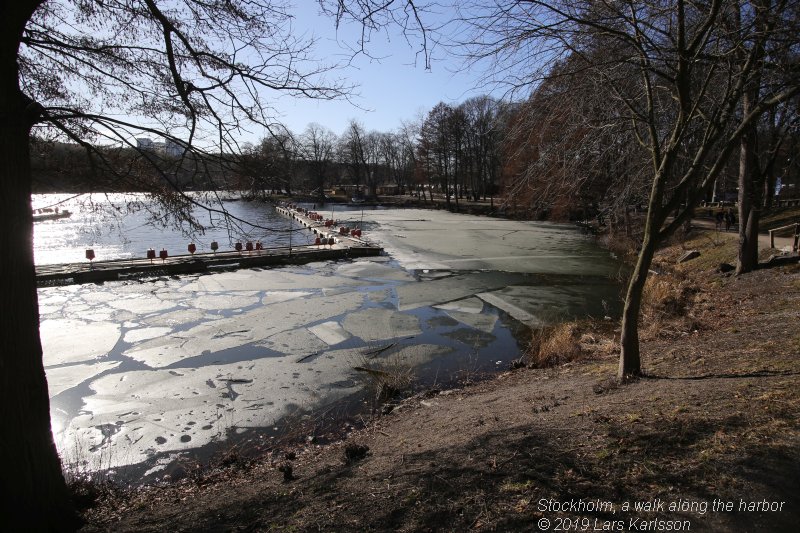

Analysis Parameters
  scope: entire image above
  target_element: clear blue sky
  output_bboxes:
[269,4,493,138]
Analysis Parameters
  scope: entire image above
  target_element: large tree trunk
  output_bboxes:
[1,102,78,533]
[618,233,657,381]
[1,3,78,529]
[737,101,761,275]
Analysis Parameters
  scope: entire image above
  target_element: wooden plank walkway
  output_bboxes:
[36,206,382,285]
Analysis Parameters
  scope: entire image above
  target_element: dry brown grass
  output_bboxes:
[639,271,704,339]
[525,318,621,369]
[527,322,584,368]
[642,274,682,317]
[599,229,639,262]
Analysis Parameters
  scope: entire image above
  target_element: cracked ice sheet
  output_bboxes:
[39,305,62,316]
[82,291,121,304]
[143,308,212,327]
[342,308,421,343]
[262,291,313,305]
[106,294,178,315]
[38,293,70,306]
[46,360,122,397]
[61,347,366,469]
[41,320,121,366]
[125,291,364,367]
[189,293,261,311]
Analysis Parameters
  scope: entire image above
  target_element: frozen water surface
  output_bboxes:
[41,206,621,480]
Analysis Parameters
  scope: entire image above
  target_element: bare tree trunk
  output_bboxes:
[0,89,78,531]
[737,101,761,274]
[618,233,657,380]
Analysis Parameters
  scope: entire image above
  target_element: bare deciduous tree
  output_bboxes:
[2,1,350,527]
[301,123,337,202]
[458,0,800,380]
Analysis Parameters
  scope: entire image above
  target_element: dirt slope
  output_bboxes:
[80,250,800,532]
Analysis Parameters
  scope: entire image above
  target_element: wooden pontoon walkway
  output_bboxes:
[36,206,382,285]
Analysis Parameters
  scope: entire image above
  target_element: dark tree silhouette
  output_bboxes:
[2,1,352,528]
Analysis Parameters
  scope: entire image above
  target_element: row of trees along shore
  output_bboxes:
[36,83,798,218]
[216,96,510,209]
[2,1,799,529]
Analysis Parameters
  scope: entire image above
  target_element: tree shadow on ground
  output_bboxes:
[226,407,798,532]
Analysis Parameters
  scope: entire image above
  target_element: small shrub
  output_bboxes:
[600,230,639,261]
[353,354,415,404]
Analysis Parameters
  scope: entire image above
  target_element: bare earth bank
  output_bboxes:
[79,245,800,532]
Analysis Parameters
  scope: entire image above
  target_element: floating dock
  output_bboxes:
[36,205,382,285]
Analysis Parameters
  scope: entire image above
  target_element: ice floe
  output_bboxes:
[47,360,122,397]
[309,321,351,346]
[41,320,121,366]
[106,295,177,315]
[434,297,484,314]
[189,293,261,311]
[123,327,172,344]
[342,308,421,343]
